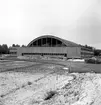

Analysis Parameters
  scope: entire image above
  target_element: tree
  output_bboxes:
[12,44,20,47]
[15,44,20,47]
[3,44,9,54]
[0,45,3,54]
[94,49,101,56]
[22,45,26,47]
[85,44,93,50]
[12,44,16,47]
[0,44,9,54]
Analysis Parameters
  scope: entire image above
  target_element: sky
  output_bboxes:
[0,0,101,49]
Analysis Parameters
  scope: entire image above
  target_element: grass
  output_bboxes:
[1,58,101,73]
[49,60,101,73]
[65,61,101,73]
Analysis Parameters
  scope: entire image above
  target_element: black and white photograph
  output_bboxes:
[0,0,101,105]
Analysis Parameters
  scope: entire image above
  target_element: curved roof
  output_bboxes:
[27,35,79,47]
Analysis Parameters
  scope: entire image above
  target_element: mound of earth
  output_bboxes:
[0,71,101,105]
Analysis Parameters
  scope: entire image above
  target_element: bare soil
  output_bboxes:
[1,59,101,105]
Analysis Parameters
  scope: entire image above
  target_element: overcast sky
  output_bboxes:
[0,0,101,48]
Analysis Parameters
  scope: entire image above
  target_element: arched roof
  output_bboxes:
[27,35,79,47]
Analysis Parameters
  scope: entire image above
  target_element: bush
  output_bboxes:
[85,57,101,64]
[28,81,32,85]
[44,90,57,100]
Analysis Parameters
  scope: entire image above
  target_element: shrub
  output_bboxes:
[28,81,32,85]
[44,90,57,100]
[85,57,101,64]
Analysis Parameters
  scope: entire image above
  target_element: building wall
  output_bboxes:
[17,47,81,58]
[9,47,18,55]
[67,47,81,58]
[80,47,94,58]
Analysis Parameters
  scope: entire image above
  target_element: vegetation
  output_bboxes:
[11,44,26,47]
[44,90,57,100]
[21,45,26,47]
[85,57,101,64]
[85,44,94,50]
[80,44,94,50]
[0,44,27,55]
[12,44,20,47]
[0,44,9,54]
[94,49,101,56]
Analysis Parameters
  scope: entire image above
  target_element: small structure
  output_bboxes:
[9,47,18,56]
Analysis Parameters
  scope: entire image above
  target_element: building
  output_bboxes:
[9,47,18,56]
[80,46,94,58]
[10,35,94,59]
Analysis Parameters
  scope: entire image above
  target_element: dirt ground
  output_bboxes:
[1,60,101,105]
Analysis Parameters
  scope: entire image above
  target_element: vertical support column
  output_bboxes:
[50,38,52,47]
[42,38,43,46]
[41,38,42,47]
[46,37,47,47]
[37,40,38,46]
[56,40,57,46]
[51,38,53,47]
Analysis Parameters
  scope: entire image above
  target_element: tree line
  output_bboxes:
[0,44,26,54]
[11,44,26,47]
